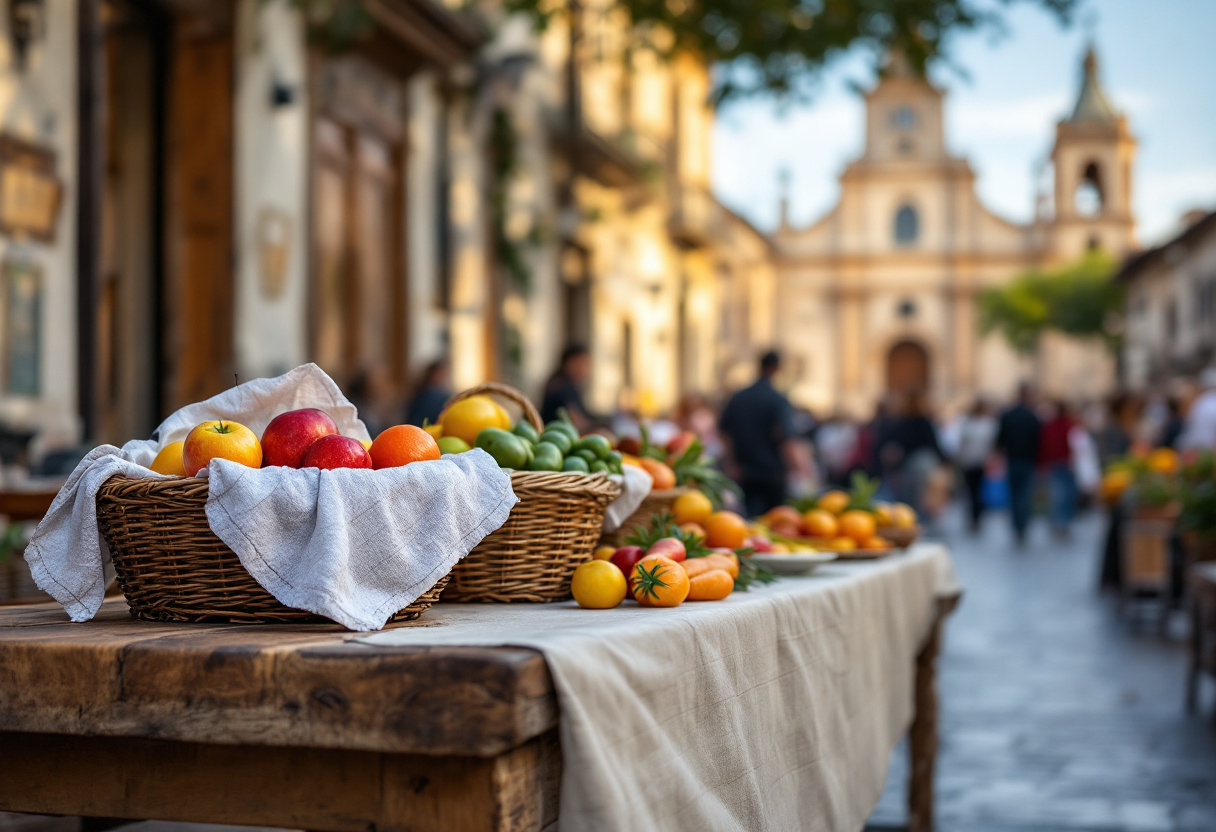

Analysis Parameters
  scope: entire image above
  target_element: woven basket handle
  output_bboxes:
[445,382,544,432]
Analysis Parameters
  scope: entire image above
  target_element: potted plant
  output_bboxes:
[1178,450,1216,566]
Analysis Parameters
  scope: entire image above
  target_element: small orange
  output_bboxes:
[873,502,894,527]
[861,536,892,551]
[638,458,677,490]
[630,554,690,607]
[890,503,918,529]
[672,490,713,525]
[1147,447,1179,475]
[704,511,748,549]
[838,510,877,543]
[680,522,707,542]
[801,509,838,538]
[149,440,187,476]
[763,505,802,528]
[828,536,857,551]
[370,424,441,469]
[817,490,850,515]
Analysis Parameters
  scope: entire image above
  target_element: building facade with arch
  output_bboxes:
[772,48,1136,416]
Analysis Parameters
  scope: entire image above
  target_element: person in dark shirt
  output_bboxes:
[541,344,593,429]
[882,391,946,518]
[718,351,797,517]
[406,359,451,427]
[996,382,1042,545]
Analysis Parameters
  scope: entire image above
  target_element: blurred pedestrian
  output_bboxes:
[1181,367,1216,449]
[997,383,1042,546]
[1039,401,1078,539]
[719,350,798,517]
[541,343,593,430]
[816,414,858,487]
[956,399,998,534]
[1158,398,1184,449]
[883,391,946,519]
[405,359,451,428]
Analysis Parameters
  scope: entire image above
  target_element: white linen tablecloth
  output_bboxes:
[357,544,960,832]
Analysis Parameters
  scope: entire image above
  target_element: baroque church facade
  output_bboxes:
[772,48,1137,415]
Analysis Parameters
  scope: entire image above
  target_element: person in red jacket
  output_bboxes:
[1039,401,1078,539]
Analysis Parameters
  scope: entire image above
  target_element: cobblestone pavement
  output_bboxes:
[868,506,1216,832]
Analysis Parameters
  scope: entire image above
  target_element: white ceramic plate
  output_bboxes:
[751,551,838,575]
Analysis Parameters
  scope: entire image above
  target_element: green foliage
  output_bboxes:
[978,251,1123,355]
[1179,451,1216,540]
[500,0,1077,102]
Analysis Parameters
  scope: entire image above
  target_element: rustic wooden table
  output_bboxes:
[0,594,958,832]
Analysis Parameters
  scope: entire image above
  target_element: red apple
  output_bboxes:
[617,436,642,456]
[665,431,696,458]
[610,546,645,580]
[744,535,773,553]
[300,435,372,470]
[261,408,338,468]
[646,537,687,562]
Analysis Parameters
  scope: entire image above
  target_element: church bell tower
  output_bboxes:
[1050,46,1137,257]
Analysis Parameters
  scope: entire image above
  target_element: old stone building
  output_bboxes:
[772,48,1137,415]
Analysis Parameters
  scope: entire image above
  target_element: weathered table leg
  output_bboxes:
[908,596,958,832]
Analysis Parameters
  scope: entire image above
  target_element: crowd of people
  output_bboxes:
[389,347,1216,541]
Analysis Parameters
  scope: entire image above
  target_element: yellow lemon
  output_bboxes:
[571,560,627,609]
[149,440,187,477]
[439,396,511,445]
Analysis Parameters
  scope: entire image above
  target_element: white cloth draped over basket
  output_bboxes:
[24,364,519,631]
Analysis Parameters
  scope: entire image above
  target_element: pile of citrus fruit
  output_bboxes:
[759,475,918,554]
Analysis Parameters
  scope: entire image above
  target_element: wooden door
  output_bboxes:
[887,340,929,395]
[310,58,405,392]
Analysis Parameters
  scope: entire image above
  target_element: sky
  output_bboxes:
[712,0,1216,247]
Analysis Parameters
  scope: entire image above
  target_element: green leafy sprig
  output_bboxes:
[624,512,775,591]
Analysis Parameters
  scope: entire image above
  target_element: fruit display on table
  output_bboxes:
[759,474,921,557]
[620,425,740,506]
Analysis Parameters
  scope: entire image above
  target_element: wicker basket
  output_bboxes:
[96,476,447,624]
[602,487,687,547]
[440,383,622,602]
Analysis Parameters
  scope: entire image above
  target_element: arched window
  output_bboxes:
[891,106,916,131]
[894,204,919,245]
[1074,161,1104,217]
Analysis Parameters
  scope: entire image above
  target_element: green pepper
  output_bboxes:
[528,443,564,472]
[562,456,590,473]
[538,429,573,455]
[573,435,612,459]
[512,421,540,444]
[474,428,530,470]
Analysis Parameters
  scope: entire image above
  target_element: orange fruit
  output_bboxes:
[680,522,707,542]
[630,554,690,607]
[638,458,677,490]
[1101,469,1132,502]
[838,510,877,543]
[672,490,713,525]
[861,536,891,551]
[763,505,803,528]
[828,536,857,551]
[891,503,917,529]
[439,395,510,445]
[182,421,262,476]
[704,511,748,549]
[801,509,838,538]
[873,502,894,527]
[370,424,441,469]
[817,490,850,515]
[593,545,616,561]
[149,440,187,476]
[572,560,628,609]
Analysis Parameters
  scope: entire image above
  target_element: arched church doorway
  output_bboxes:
[886,340,930,396]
